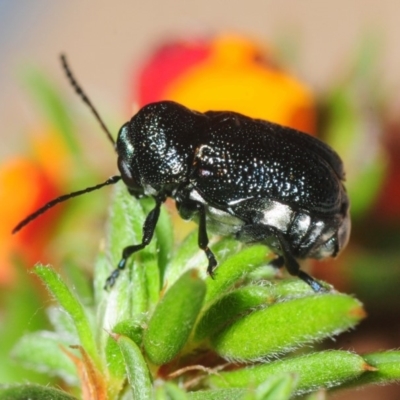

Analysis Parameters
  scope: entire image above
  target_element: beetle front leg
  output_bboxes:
[104,194,166,289]
[198,205,218,278]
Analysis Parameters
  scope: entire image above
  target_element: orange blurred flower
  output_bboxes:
[133,34,316,134]
[0,158,59,284]
[0,129,70,285]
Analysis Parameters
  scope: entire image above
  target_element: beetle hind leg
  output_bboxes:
[268,255,323,291]
[237,224,325,292]
[269,255,284,269]
[273,230,325,292]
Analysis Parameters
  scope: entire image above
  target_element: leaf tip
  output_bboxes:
[363,362,378,372]
[349,304,367,320]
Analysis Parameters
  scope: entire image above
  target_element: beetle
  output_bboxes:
[13,55,351,292]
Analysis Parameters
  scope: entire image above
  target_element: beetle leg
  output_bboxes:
[237,224,324,292]
[269,255,284,269]
[104,193,166,289]
[198,205,218,278]
[274,230,325,292]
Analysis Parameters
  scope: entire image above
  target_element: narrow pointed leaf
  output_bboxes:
[156,382,189,400]
[96,183,159,340]
[106,319,144,381]
[0,384,78,400]
[106,183,157,313]
[211,294,365,360]
[240,373,296,400]
[116,335,153,400]
[268,278,317,298]
[12,331,78,385]
[347,351,400,386]
[164,231,200,284]
[205,245,273,305]
[195,285,273,341]
[304,390,327,400]
[253,373,297,400]
[46,305,79,342]
[165,232,242,287]
[61,261,94,307]
[33,265,99,366]
[144,269,206,365]
[187,389,246,399]
[209,350,370,395]
[22,67,81,157]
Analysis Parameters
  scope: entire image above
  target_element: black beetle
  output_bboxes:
[13,55,350,292]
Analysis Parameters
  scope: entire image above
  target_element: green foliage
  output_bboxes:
[5,183,400,399]
[0,385,78,400]
[143,269,206,365]
[321,34,387,220]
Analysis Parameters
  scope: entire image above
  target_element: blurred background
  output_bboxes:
[1,1,400,399]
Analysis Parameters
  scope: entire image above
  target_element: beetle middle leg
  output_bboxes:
[104,193,166,289]
[198,205,218,278]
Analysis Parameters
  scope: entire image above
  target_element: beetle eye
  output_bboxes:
[118,156,139,188]
[117,123,129,141]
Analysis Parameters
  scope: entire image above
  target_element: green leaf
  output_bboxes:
[165,232,242,287]
[205,245,273,305]
[269,278,319,298]
[21,66,81,158]
[163,230,203,285]
[187,388,246,400]
[0,261,48,384]
[116,335,153,400]
[156,382,189,400]
[33,265,99,366]
[144,269,206,365]
[60,261,94,307]
[137,197,166,306]
[103,182,152,315]
[95,183,160,346]
[211,294,365,360]
[351,351,400,386]
[346,155,386,219]
[244,373,297,400]
[12,331,77,385]
[208,350,370,395]
[46,305,78,342]
[303,390,327,400]
[321,36,387,219]
[210,237,246,265]
[0,384,78,400]
[195,285,273,341]
[105,319,144,382]
[195,279,317,342]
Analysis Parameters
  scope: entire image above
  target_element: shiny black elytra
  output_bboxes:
[13,55,351,292]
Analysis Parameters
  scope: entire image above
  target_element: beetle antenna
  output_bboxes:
[60,54,116,148]
[12,175,121,234]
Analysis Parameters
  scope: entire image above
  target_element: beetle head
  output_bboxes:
[116,101,204,195]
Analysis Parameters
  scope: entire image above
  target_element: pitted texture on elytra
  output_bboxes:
[192,112,342,213]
